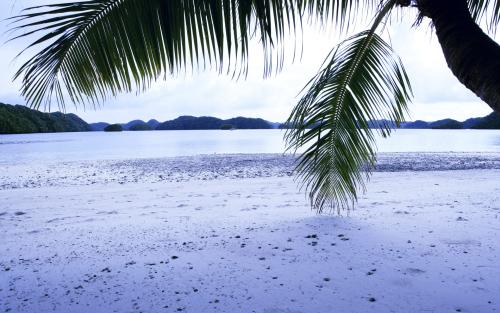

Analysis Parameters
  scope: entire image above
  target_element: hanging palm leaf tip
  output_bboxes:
[285,0,412,213]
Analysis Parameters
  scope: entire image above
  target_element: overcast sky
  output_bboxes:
[0,0,495,123]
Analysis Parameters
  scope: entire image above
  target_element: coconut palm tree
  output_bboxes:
[9,0,500,213]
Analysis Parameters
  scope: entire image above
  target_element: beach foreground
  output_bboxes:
[1,154,499,313]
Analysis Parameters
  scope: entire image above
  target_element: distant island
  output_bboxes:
[0,102,499,134]
[90,115,274,131]
[156,116,272,130]
[337,113,499,130]
[91,119,159,131]
[104,124,123,132]
[400,113,500,129]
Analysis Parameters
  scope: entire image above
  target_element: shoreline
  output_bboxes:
[1,152,500,190]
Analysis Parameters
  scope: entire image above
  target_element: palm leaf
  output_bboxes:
[10,0,413,214]
[467,0,500,31]
[10,0,379,110]
[285,0,412,213]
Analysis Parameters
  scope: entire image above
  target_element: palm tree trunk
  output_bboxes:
[417,0,500,113]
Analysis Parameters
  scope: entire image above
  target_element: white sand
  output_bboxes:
[0,154,499,313]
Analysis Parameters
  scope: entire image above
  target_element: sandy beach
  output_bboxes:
[1,153,499,313]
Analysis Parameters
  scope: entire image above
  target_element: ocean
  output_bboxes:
[0,129,499,164]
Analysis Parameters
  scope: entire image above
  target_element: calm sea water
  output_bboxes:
[0,129,499,164]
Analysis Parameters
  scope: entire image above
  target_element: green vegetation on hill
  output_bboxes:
[104,124,123,132]
[400,120,429,129]
[377,114,499,129]
[0,103,90,134]
[129,122,152,131]
[429,119,463,129]
[156,116,272,130]
[89,122,109,131]
[147,119,160,129]
[122,119,145,130]
[470,112,500,129]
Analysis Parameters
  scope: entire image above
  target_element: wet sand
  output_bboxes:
[0,154,499,313]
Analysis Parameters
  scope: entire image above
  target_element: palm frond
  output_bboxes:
[285,0,412,213]
[467,0,500,31]
[10,0,379,110]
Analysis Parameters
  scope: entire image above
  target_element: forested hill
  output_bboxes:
[1,102,499,134]
[156,116,273,130]
[0,103,91,134]
[398,112,500,129]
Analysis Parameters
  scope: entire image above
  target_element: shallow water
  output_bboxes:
[0,129,499,164]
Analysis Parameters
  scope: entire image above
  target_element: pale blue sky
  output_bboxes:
[0,0,494,123]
